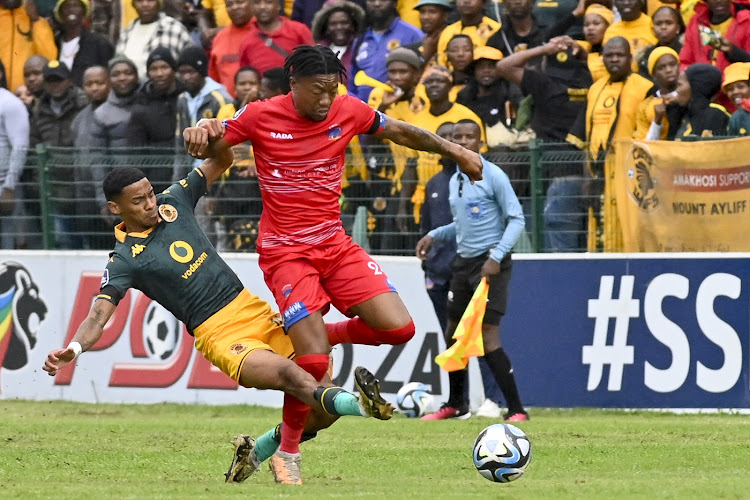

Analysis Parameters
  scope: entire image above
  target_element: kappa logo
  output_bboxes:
[131,244,146,258]
[271,132,293,139]
[101,269,110,288]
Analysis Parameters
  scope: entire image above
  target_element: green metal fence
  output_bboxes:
[13,143,593,254]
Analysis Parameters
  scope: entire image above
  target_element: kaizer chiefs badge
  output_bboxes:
[387,39,401,51]
[626,143,660,213]
[159,204,178,222]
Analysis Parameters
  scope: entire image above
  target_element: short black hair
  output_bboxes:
[103,167,148,201]
[263,67,291,94]
[235,65,260,84]
[652,6,685,34]
[454,118,482,134]
[284,45,347,84]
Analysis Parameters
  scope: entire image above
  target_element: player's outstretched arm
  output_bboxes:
[378,115,483,182]
[43,299,116,376]
[184,118,235,187]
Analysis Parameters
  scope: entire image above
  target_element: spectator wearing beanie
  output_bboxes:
[116,0,193,77]
[54,0,114,87]
[635,46,681,140]
[176,45,233,168]
[666,63,730,139]
[128,47,185,191]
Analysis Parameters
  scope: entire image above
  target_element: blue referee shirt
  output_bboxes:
[428,157,525,263]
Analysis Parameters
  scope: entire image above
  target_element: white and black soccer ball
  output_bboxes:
[143,302,180,360]
[395,382,435,418]
[473,423,532,483]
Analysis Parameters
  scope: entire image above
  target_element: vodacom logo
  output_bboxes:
[169,241,194,263]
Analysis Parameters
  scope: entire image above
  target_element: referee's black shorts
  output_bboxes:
[446,252,512,326]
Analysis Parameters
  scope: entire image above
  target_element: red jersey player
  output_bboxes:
[183,45,482,484]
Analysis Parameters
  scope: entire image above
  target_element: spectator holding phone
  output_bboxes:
[680,0,750,76]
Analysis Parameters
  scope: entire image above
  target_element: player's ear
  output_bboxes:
[107,200,121,216]
[289,76,297,92]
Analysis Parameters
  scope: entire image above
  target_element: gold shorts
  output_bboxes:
[193,289,294,382]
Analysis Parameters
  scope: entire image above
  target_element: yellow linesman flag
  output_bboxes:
[435,278,489,372]
[614,138,750,252]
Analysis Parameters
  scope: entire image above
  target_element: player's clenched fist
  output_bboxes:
[183,126,210,158]
[455,148,483,183]
[43,348,77,376]
[196,118,225,140]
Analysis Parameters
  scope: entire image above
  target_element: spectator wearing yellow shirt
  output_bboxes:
[579,3,614,83]
[567,36,652,251]
[637,6,684,78]
[366,48,426,249]
[603,0,658,57]
[436,0,500,67]
[409,65,485,227]
[634,46,680,139]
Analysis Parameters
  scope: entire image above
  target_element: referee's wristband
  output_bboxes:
[67,341,83,359]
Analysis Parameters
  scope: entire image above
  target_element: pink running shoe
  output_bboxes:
[421,404,471,421]
[504,411,530,422]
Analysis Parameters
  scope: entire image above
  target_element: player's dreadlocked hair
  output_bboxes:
[103,167,148,201]
[284,45,348,84]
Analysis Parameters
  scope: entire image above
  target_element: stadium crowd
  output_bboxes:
[2,0,750,252]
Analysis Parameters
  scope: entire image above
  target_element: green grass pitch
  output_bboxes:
[2,401,749,499]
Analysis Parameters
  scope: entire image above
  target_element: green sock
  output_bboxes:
[313,386,365,417]
[254,426,280,463]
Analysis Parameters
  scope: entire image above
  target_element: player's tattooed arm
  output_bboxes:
[378,115,483,182]
[43,299,117,376]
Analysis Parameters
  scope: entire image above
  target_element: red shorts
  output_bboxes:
[258,230,397,328]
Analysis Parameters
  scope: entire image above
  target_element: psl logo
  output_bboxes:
[0,262,48,377]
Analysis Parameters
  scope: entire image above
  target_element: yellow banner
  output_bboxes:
[615,138,750,252]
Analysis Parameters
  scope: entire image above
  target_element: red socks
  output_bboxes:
[326,317,415,346]
[279,353,330,455]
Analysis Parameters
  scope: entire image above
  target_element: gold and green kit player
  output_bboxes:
[98,168,294,380]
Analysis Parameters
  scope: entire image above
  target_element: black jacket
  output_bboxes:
[55,29,115,88]
[128,80,184,149]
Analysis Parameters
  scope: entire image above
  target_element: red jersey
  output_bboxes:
[238,17,314,76]
[223,93,384,248]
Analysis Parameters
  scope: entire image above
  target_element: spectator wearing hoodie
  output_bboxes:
[175,45,233,242]
[86,56,140,215]
[666,63,730,138]
[127,47,184,195]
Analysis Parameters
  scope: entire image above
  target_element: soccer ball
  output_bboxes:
[473,423,532,483]
[395,382,434,418]
[143,301,180,360]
